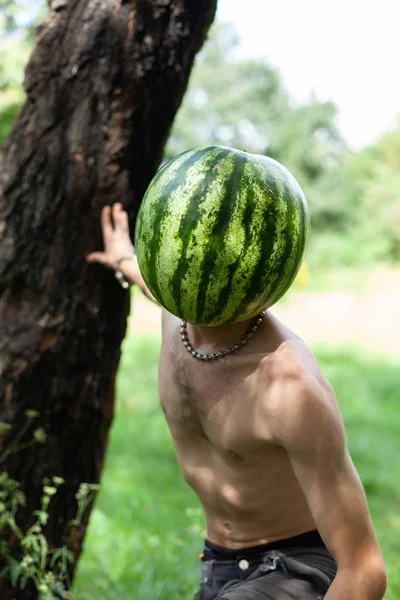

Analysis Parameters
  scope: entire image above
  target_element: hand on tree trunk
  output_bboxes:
[87,203,158,303]
[86,203,135,271]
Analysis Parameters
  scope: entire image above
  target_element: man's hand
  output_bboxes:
[86,203,134,271]
[87,202,159,304]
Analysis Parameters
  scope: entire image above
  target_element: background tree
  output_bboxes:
[347,125,400,262]
[0,1,216,598]
[0,0,43,145]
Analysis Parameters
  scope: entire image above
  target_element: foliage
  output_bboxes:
[305,124,400,268]
[0,0,43,38]
[0,0,45,144]
[0,411,99,599]
[348,126,400,262]
[73,331,399,600]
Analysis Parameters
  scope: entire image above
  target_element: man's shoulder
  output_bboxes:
[260,330,318,383]
[256,333,337,440]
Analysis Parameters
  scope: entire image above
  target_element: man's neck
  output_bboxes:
[187,317,256,355]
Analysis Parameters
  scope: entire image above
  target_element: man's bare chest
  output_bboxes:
[159,343,266,453]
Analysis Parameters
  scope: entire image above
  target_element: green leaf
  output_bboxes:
[50,581,71,599]
[10,561,23,586]
[33,510,49,526]
[24,409,40,419]
[0,422,12,434]
[5,515,23,539]
[37,533,49,570]
[19,570,31,589]
[22,533,40,553]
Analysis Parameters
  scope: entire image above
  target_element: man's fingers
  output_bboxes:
[101,205,114,239]
[86,252,109,266]
[112,203,122,221]
[112,203,129,233]
[114,204,129,232]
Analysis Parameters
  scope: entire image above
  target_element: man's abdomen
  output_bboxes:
[175,441,316,549]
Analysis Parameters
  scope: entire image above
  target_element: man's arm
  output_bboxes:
[267,372,387,600]
[86,203,158,303]
[116,255,158,303]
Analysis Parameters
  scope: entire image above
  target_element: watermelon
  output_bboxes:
[134,146,310,326]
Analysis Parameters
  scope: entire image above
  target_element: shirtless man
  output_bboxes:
[87,203,387,600]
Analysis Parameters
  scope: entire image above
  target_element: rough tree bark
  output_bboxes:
[0,0,217,597]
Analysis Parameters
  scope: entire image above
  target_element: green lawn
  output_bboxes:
[73,332,400,600]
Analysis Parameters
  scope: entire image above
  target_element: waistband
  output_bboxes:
[204,530,325,561]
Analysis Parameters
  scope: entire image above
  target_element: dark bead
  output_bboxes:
[234,344,240,351]
[226,348,233,354]
[191,350,197,357]
[247,332,253,338]
[241,339,247,345]
[252,325,258,332]
[201,355,208,361]
[183,341,189,348]
[218,351,225,358]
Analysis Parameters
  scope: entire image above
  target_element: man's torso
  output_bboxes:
[159,311,323,549]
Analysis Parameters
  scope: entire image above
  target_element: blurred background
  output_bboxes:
[1,1,399,599]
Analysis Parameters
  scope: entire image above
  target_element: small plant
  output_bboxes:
[0,411,99,599]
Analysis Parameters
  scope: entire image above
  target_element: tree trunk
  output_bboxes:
[0,0,216,597]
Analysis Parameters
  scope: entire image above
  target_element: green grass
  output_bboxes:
[73,333,400,600]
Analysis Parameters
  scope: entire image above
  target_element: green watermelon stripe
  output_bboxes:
[268,190,299,303]
[141,149,211,307]
[273,179,310,304]
[298,187,310,261]
[272,189,297,303]
[167,148,228,316]
[217,168,266,322]
[226,167,283,322]
[262,166,304,305]
[197,152,248,323]
[205,161,254,323]
[179,151,238,319]
[135,149,199,303]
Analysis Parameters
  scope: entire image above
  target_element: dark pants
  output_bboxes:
[193,534,337,599]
